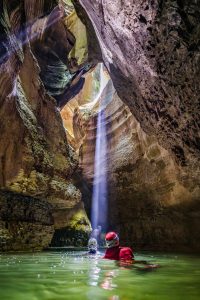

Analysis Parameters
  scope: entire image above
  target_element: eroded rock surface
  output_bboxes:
[75,0,200,163]
[0,0,90,251]
[0,0,199,252]
[68,80,200,251]
[70,0,200,251]
[0,191,54,251]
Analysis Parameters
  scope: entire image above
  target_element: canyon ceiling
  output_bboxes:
[0,0,199,251]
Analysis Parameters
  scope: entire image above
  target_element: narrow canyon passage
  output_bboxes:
[0,1,200,300]
[0,0,199,253]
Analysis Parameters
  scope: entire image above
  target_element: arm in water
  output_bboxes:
[117,259,160,270]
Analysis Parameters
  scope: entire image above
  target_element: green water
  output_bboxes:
[0,251,199,300]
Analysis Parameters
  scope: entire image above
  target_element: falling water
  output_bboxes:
[91,85,108,233]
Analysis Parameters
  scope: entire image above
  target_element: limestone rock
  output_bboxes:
[68,81,200,251]
[75,0,200,175]
[70,0,200,251]
[0,190,54,251]
[50,202,91,246]
[0,0,90,251]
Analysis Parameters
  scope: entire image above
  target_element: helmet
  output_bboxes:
[105,232,119,248]
[88,238,98,254]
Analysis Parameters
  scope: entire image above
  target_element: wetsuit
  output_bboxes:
[103,246,134,261]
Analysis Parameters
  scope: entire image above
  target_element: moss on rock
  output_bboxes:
[50,206,91,247]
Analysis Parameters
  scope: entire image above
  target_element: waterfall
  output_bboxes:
[91,99,108,232]
[89,64,115,237]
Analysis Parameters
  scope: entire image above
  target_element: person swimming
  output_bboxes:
[103,231,133,261]
[103,231,159,269]
[88,237,98,255]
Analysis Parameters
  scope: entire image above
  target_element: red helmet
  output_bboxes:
[105,231,119,248]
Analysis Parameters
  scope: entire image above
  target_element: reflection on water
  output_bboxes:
[0,251,199,300]
[88,257,101,287]
[100,270,118,290]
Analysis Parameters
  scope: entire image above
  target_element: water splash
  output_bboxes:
[91,98,108,232]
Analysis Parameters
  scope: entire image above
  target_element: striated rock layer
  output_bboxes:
[74,84,200,251]
[0,0,90,251]
[69,0,200,251]
[0,0,199,252]
[74,0,200,165]
[0,190,54,251]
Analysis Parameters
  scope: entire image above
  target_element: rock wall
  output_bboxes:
[0,190,54,251]
[0,0,90,251]
[72,82,200,251]
[74,0,200,166]
[0,0,199,252]
[70,0,200,251]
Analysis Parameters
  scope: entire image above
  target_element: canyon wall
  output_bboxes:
[0,0,199,252]
[70,0,200,251]
[74,0,200,167]
[0,0,90,251]
[75,89,199,251]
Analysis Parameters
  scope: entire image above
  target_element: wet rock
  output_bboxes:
[69,0,200,251]
[0,0,90,251]
[75,0,200,168]
[0,190,54,251]
[68,85,200,251]
[50,202,91,247]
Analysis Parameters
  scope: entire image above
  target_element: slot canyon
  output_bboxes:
[0,0,199,253]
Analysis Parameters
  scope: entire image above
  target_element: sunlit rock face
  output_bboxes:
[30,1,89,108]
[0,0,199,252]
[73,0,200,185]
[71,0,200,251]
[60,64,109,151]
[74,0,200,165]
[60,70,95,151]
[0,0,90,251]
[76,90,199,251]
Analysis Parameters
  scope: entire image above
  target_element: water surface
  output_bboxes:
[0,251,199,300]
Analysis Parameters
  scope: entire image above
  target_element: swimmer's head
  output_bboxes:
[105,232,119,248]
[88,238,98,254]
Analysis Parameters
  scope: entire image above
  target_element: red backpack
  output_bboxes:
[119,247,134,261]
[104,246,134,260]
